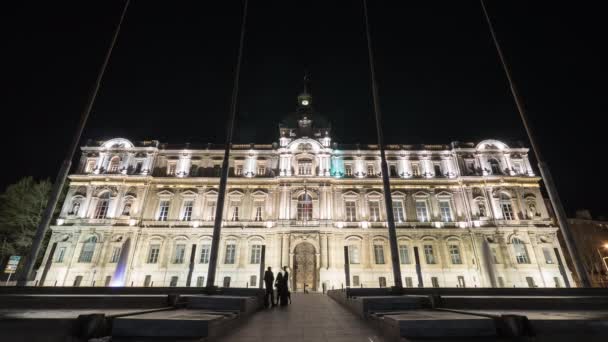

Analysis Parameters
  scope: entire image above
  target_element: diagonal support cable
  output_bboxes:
[362,0,403,289]
[206,0,249,289]
[480,0,590,287]
[17,0,131,286]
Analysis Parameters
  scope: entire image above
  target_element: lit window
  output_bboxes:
[173,244,186,264]
[513,162,523,174]
[231,201,240,221]
[412,163,420,177]
[108,156,120,173]
[158,200,170,221]
[199,244,210,263]
[512,238,530,264]
[424,244,436,264]
[55,247,66,263]
[250,244,262,264]
[369,201,381,221]
[147,244,160,263]
[449,244,462,264]
[439,200,452,222]
[542,247,554,264]
[167,162,177,176]
[348,245,360,264]
[374,245,385,264]
[500,194,514,220]
[78,236,97,263]
[345,201,357,221]
[85,160,96,173]
[94,193,110,219]
[182,200,193,221]
[345,165,353,176]
[393,201,405,222]
[224,244,236,264]
[298,159,312,175]
[415,200,429,222]
[109,246,121,263]
[207,201,216,221]
[297,194,313,221]
[254,206,263,221]
[399,245,411,264]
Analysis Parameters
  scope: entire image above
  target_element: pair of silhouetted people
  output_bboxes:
[263,266,290,308]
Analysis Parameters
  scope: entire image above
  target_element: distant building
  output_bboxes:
[35,85,573,289]
[564,210,608,287]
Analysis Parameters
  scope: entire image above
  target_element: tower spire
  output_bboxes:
[297,72,312,109]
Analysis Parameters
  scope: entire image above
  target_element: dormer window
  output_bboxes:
[257,165,266,176]
[367,164,374,176]
[433,163,442,177]
[298,159,312,176]
[85,160,96,173]
[235,165,243,176]
[167,162,177,176]
[412,163,420,177]
[345,164,353,177]
[489,158,501,175]
[108,156,120,173]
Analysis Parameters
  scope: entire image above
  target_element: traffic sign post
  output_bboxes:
[5,256,21,286]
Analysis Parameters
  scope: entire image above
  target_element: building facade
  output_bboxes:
[35,91,574,289]
[562,210,608,287]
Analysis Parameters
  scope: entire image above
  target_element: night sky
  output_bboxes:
[2,1,605,217]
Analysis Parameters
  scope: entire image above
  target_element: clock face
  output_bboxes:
[301,100,309,106]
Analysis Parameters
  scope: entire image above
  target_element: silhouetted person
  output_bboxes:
[263,266,275,307]
[279,266,289,306]
[275,272,284,306]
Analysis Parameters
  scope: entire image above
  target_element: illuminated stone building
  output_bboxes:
[35,89,574,289]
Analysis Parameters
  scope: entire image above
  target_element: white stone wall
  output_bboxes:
[34,137,573,289]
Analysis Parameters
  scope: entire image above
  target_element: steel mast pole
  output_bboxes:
[17,0,131,286]
[206,0,249,288]
[362,0,403,289]
[480,0,591,287]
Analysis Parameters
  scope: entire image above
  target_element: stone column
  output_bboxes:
[321,234,328,269]
[362,234,371,268]
[282,234,289,268]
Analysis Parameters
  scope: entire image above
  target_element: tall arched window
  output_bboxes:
[499,193,514,220]
[489,158,501,175]
[512,237,530,264]
[297,193,313,221]
[108,156,120,173]
[94,193,110,219]
[78,236,98,263]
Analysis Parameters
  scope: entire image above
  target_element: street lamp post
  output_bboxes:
[479,0,592,287]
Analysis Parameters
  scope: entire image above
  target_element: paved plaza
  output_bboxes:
[219,293,385,342]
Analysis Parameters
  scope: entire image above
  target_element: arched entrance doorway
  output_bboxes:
[293,242,317,292]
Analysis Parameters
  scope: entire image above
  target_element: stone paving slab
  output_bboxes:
[382,310,496,338]
[219,293,385,342]
[112,309,227,337]
[459,309,608,336]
